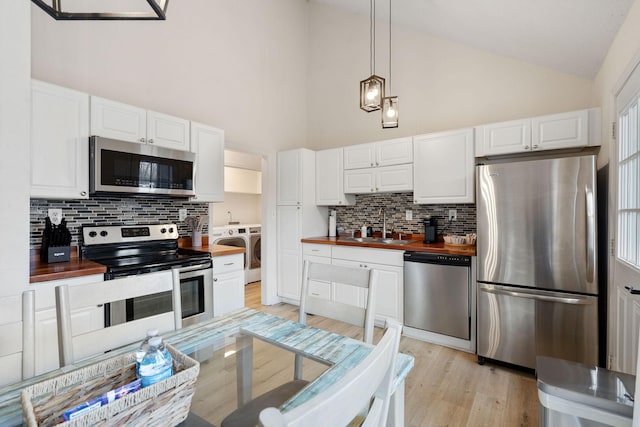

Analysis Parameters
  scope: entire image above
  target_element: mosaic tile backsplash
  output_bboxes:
[30,197,209,249]
[331,193,476,236]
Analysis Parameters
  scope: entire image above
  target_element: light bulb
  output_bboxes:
[366,91,376,101]
[386,107,396,118]
[371,87,379,96]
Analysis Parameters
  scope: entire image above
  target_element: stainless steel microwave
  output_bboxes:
[90,136,196,197]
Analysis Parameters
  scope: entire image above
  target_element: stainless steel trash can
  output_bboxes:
[537,356,634,426]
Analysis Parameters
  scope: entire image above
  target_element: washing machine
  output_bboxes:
[211,225,250,283]
[247,225,261,283]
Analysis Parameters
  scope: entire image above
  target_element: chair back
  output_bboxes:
[299,260,377,344]
[259,319,403,427]
[55,270,182,366]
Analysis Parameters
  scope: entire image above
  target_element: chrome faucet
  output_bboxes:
[379,208,387,239]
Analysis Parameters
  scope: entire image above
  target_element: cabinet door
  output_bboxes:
[31,80,89,200]
[614,286,640,373]
[331,259,366,308]
[213,270,245,317]
[343,143,376,170]
[146,110,190,151]
[303,254,332,301]
[413,129,475,204]
[532,110,588,151]
[344,169,375,194]
[376,164,413,193]
[34,305,104,375]
[90,96,146,143]
[377,137,413,166]
[277,150,301,205]
[277,206,302,300]
[365,262,402,323]
[475,119,531,156]
[316,148,355,206]
[190,122,224,202]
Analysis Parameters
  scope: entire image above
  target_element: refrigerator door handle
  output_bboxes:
[479,283,594,305]
[585,187,596,284]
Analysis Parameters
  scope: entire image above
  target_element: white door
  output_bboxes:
[213,270,245,316]
[376,164,413,193]
[277,205,302,300]
[475,119,531,156]
[532,110,589,151]
[90,96,146,143]
[344,169,375,194]
[276,150,301,206]
[376,137,413,166]
[612,59,640,374]
[343,143,376,169]
[146,110,190,150]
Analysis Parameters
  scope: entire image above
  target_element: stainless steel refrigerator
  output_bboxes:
[476,154,598,370]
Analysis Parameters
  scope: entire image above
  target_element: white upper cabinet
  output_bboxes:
[413,128,475,204]
[91,96,190,151]
[31,80,90,200]
[475,119,531,156]
[343,137,413,169]
[532,109,589,151]
[316,148,355,206]
[475,108,600,157]
[343,137,413,194]
[190,122,224,203]
[277,149,302,205]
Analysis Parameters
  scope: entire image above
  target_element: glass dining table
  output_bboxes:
[0,308,414,426]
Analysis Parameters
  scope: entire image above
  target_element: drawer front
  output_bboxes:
[307,281,332,300]
[303,243,332,257]
[213,254,244,274]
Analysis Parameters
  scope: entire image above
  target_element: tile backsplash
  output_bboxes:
[331,193,476,236]
[30,197,209,249]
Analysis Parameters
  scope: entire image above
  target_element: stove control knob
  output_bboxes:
[161,228,167,233]
[88,231,97,238]
[100,231,108,237]
[169,227,174,233]
[228,229,233,235]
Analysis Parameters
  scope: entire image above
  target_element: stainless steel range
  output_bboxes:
[81,223,213,328]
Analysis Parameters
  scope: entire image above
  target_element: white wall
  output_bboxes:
[31,0,309,155]
[306,3,596,149]
[211,193,262,227]
[0,2,30,298]
[594,0,640,168]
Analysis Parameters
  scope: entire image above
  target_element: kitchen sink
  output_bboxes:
[340,237,417,245]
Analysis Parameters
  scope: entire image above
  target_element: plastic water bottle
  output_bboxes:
[135,329,159,378]
[137,336,173,387]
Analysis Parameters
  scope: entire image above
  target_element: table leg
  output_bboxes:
[387,381,405,427]
[235,334,254,407]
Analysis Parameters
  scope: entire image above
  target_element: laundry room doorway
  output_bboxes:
[213,149,262,285]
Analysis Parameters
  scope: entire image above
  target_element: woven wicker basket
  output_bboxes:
[21,344,200,427]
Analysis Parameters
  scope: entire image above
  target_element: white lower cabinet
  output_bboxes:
[302,244,403,324]
[33,274,105,375]
[213,254,245,317]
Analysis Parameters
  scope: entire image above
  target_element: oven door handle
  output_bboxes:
[174,262,212,273]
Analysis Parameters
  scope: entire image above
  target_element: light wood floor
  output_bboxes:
[192,282,539,427]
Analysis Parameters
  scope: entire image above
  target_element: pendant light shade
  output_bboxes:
[31,0,169,20]
[360,74,386,112]
[381,96,399,128]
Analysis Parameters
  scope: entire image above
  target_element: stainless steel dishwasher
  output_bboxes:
[404,252,472,339]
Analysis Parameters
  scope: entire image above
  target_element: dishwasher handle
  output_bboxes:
[479,283,594,305]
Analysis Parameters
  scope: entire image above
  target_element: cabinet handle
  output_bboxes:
[414,199,417,203]
[97,304,103,307]
[139,138,146,143]
[532,144,539,149]
[148,138,154,144]
[339,201,342,204]
[214,278,218,282]
[524,145,530,150]
[224,262,234,266]
[312,249,319,252]
[371,162,374,167]
[311,293,320,296]
[625,286,640,295]
[80,191,87,196]
[376,162,379,166]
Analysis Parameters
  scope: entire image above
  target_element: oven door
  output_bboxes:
[107,264,213,327]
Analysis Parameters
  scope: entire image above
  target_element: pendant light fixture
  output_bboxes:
[360,0,385,112]
[381,0,398,128]
[31,0,169,20]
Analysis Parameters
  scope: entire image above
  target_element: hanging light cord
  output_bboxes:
[388,0,392,93]
[370,0,375,75]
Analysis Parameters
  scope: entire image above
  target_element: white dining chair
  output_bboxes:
[221,260,379,427]
[55,270,182,366]
[259,319,403,427]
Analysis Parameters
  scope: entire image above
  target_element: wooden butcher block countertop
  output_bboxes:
[301,235,477,256]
